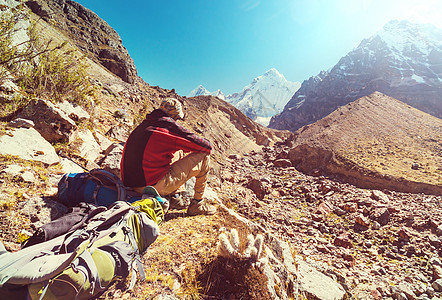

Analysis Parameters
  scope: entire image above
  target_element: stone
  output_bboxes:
[370,207,391,226]
[247,178,269,200]
[105,124,131,142]
[0,127,60,165]
[1,164,24,177]
[296,258,346,300]
[317,201,333,215]
[17,99,77,143]
[20,171,36,183]
[371,190,389,202]
[56,100,90,122]
[436,224,442,236]
[73,129,101,163]
[95,132,113,152]
[355,215,370,227]
[334,234,353,249]
[273,159,292,167]
[433,265,442,281]
[428,234,441,248]
[343,202,358,212]
[60,157,85,173]
[100,143,124,177]
[398,227,412,240]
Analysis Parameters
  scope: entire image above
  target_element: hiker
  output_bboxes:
[120,98,216,216]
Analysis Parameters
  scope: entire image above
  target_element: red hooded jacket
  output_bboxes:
[120,109,212,187]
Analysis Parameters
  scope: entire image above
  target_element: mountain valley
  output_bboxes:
[0,1,441,299]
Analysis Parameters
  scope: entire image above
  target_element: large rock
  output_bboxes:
[72,129,101,163]
[17,99,77,143]
[100,143,123,177]
[56,100,90,122]
[296,259,346,300]
[0,127,60,165]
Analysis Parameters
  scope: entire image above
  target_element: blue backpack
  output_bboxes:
[57,169,141,207]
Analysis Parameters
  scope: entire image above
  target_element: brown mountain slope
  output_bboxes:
[288,91,442,195]
[181,95,290,166]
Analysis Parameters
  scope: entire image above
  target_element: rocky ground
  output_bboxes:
[214,143,442,299]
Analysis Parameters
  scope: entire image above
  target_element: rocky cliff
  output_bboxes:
[270,20,442,132]
[25,0,138,83]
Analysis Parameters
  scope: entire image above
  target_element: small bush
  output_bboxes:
[17,48,95,107]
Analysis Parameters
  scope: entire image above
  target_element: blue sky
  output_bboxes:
[75,0,442,96]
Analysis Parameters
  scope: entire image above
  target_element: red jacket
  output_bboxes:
[120,109,212,187]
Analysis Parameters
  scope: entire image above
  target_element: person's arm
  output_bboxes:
[157,117,212,153]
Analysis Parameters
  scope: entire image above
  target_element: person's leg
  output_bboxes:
[153,152,210,198]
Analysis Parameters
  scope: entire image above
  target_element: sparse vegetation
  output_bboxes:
[0,3,95,118]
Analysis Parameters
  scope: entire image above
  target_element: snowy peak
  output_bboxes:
[187,85,211,97]
[226,69,301,126]
[377,20,441,55]
[187,85,225,100]
[270,20,442,132]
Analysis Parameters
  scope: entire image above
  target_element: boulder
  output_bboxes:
[72,129,101,163]
[100,143,123,177]
[0,127,60,165]
[56,100,90,122]
[17,99,77,143]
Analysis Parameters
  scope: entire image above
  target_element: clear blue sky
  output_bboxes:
[75,0,441,96]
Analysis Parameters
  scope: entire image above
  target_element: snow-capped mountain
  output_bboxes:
[225,68,300,126]
[187,85,225,100]
[187,69,300,126]
[270,20,442,132]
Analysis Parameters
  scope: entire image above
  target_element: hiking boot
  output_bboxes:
[187,199,216,216]
[168,193,189,210]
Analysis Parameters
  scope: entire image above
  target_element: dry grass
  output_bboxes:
[98,208,258,300]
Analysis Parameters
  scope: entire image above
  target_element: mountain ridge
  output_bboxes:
[270,20,442,131]
[188,68,301,126]
[1,2,441,299]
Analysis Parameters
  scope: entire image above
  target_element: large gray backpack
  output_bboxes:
[0,201,159,299]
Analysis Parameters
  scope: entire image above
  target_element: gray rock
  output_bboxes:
[371,190,390,202]
[105,124,131,142]
[73,129,101,163]
[56,100,90,122]
[0,127,60,165]
[60,157,85,173]
[296,258,346,300]
[95,132,113,152]
[17,99,77,143]
[1,164,24,177]
[20,171,36,183]
[100,143,123,177]
[273,159,292,168]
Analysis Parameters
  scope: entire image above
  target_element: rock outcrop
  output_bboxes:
[25,0,137,83]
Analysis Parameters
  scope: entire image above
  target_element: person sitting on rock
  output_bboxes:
[120,98,216,216]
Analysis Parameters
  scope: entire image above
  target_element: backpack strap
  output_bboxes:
[89,169,127,201]
[123,225,146,290]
